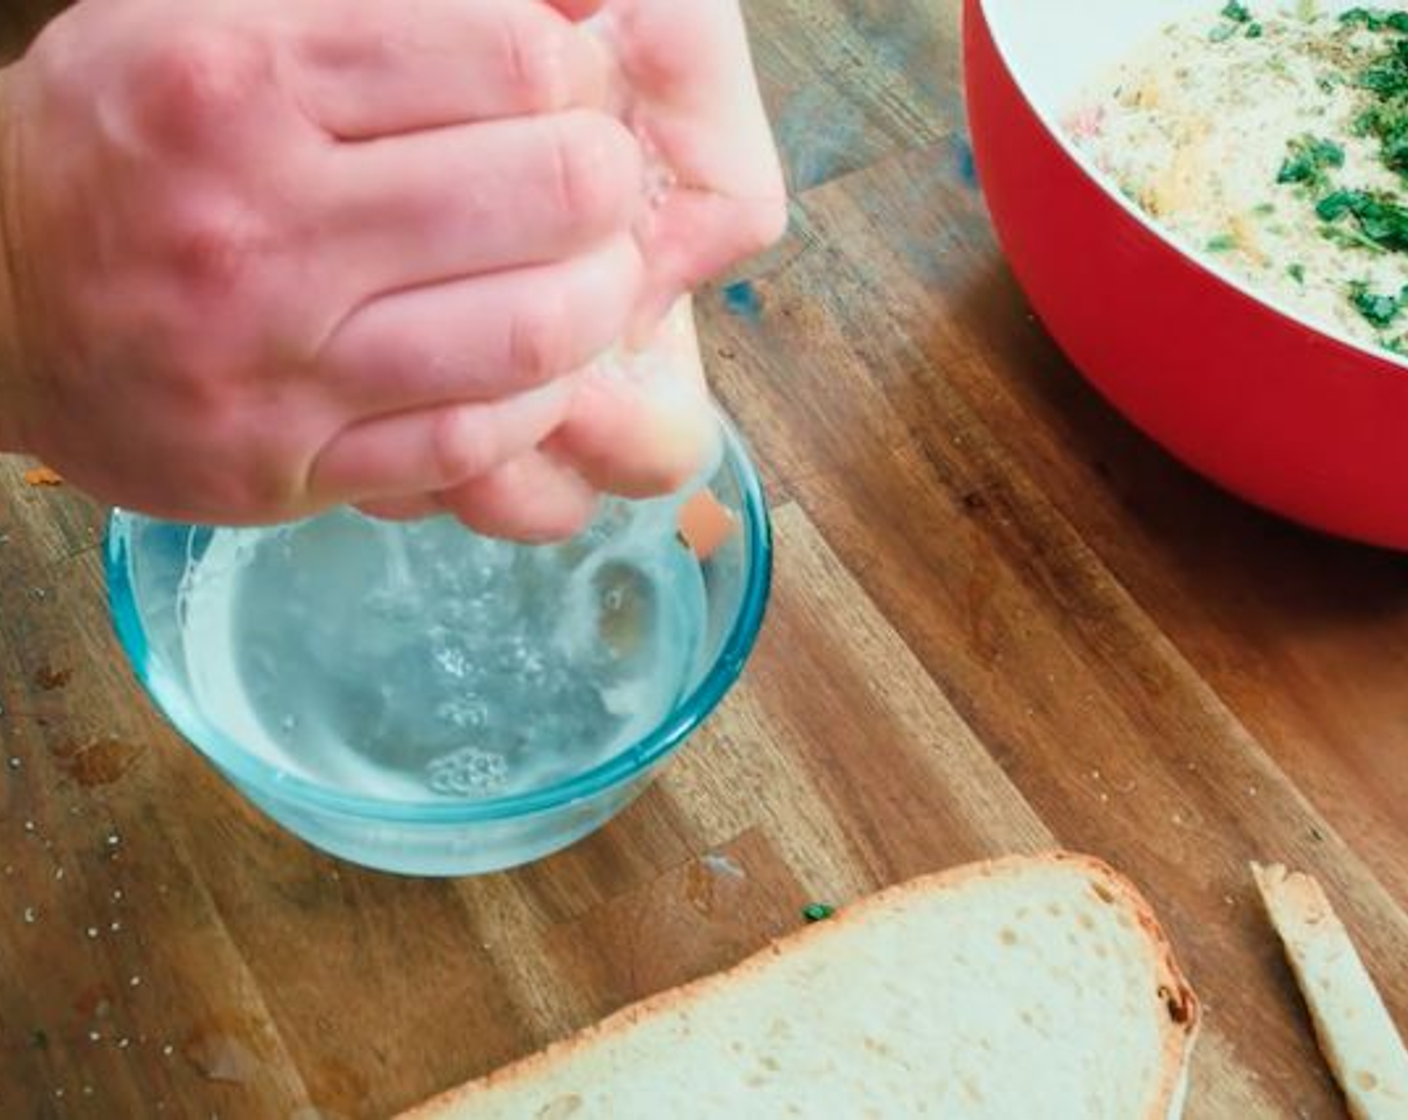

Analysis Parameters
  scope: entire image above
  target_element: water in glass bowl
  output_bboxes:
[175,498,709,802]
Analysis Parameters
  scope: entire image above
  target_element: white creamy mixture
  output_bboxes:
[1070,5,1408,355]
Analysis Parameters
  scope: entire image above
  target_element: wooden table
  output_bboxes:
[3,2,1407,1116]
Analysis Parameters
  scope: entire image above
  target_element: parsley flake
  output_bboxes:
[1349,280,1408,326]
[1277,135,1346,187]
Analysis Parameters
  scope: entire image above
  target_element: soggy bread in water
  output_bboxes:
[403,853,1199,1120]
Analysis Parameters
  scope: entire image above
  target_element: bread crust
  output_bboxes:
[1251,862,1408,1120]
[401,851,1200,1120]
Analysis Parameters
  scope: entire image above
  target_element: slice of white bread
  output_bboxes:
[403,853,1199,1120]
[1251,863,1408,1120]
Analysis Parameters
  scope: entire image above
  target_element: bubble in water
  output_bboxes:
[427,748,509,796]
[184,497,709,803]
[433,643,470,680]
[514,642,547,680]
[436,697,487,730]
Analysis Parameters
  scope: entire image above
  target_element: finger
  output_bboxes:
[632,190,787,336]
[548,301,720,498]
[328,109,642,293]
[321,234,642,414]
[354,494,443,522]
[291,0,610,138]
[611,1,781,195]
[308,378,575,504]
[607,0,788,318]
[438,450,599,543]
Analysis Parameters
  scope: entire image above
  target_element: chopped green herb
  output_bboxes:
[1349,280,1408,326]
[1316,189,1361,221]
[1253,202,1277,216]
[1288,263,1307,283]
[1215,2,1263,39]
[1277,135,1346,186]
[1340,8,1408,34]
[802,903,836,923]
[1319,222,1390,253]
[1349,27,1408,184]
[1316,189,1408,251]
[1206,233,1239,252]
[1356,46,1408,104]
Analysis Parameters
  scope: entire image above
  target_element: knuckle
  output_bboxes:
[547,115,640,231]
[500,13,570,112]
[136,27,271,144]
[166,203,265,295]
[507,295,572,386]
[432,406,496,486]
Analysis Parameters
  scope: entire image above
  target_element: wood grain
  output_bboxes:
[3,1,1407,1117]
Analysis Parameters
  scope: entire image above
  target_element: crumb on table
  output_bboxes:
[23,466,64,488]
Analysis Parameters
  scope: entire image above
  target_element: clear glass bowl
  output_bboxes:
[105,425,770,877]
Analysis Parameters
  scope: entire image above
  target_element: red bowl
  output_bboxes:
[965,0,1408,548]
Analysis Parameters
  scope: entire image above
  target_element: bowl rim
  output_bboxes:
[975,0,1408,375]
[104,421,773,825]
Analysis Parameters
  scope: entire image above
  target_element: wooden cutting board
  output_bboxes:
[2,2,1406,1116]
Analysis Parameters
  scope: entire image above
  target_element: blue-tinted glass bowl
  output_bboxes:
[104,425,770,876]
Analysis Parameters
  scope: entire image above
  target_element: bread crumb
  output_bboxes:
[678,491,738,560]
[23,467,64,488]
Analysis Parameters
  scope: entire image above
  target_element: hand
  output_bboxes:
[369,0,789,538]
[0,0,645,527]
[547,0,789,497]
[0,0,786,540]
